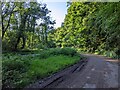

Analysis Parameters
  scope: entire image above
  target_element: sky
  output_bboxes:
[37,0,68,28]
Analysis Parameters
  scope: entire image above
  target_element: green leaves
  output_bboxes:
[50,2,120,57]
[2,1,55,51]
[2,48,80,88]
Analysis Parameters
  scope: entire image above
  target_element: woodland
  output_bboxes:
[1,1,120,88]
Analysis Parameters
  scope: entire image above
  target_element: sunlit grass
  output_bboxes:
[2,48,81,88]
[27,55,80,79]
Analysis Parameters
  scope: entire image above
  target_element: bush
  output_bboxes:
[48,48,62,55]
[2,55,30,88]
[61,47,77,56]
[39,51,50,59]
[103,51,117,59]
[2,31,17,51]
[4,60,21,72]
[2,47,81,88]
[3,58,30,72]
[38,47,78,59]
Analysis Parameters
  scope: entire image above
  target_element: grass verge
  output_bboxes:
[2,47,82,88]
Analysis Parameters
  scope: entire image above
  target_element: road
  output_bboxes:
[45,54,119,88]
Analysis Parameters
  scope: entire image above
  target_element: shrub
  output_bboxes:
[39,51,50,59]
[2,48,81,88]
[48,48,62,55]
[61,47,77,56]
[3,56,30,72]
[38,47,78,59]
[2,54,31,88]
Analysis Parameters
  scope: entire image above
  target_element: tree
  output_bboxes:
[2,1,55,51]
[52,2,120,57]
[1,2,16,39]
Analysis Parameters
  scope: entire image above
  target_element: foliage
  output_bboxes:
[2,1,120,89]
[61,47,77,56]
[2,1,55,51]
[27,55,80,80]
[50,2,120,58]
[38,47,78,59]
[2,48,81,88]
[2,54,30,88]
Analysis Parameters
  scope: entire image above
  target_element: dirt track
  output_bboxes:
[45,54,119,88]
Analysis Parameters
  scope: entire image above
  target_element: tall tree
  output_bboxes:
[1,2,16,39]
[2,1,55,51]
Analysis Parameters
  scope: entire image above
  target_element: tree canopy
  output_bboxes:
[50,2,120,56]
[1,2,120,57]
[2,1,55,51]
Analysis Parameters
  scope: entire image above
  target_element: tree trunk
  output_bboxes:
[21,36,26,49]
[14,35,21,51]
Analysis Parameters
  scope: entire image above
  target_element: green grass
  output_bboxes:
[27,55,80,78]
[2,47,82,88]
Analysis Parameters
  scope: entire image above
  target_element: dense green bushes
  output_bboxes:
[2,54,30,88]
[2,47,81,88]
[3,60,28,72]
[38,47,78,59]
[61,47,77,56]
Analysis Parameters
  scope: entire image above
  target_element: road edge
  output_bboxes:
[24,55,88,89]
